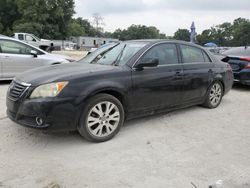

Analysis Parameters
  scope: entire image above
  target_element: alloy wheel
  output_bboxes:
[209,83,222,106]
[87,101,120,138]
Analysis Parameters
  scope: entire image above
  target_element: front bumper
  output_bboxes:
[7,95,83,131]
[233,70,250,85]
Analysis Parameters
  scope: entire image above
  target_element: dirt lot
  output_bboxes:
[52,50,87,61]
[0,82,250,188]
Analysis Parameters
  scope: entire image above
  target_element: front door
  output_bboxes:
[0,39,44,78]
[131,43,183,111]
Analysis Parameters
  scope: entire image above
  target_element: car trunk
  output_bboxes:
[222,56,250,72]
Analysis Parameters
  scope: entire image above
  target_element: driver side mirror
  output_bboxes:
[30,50,38,58]
[134,58,159,70]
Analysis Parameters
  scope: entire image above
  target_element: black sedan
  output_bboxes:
[221,47,250,85]
[6,40,234,142]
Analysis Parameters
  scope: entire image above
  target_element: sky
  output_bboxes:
[74,0,250,36]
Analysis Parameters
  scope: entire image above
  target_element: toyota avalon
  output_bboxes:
[6,40,234,142]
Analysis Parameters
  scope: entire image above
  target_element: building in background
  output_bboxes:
[70,36,119,50]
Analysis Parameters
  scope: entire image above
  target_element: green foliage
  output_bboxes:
[74,17,97,36]
[0,0,20,35]
[197,18,250,46]
[232,19,250,46]
[112,25,166,41]
[13,0,75,39]
[173,29,190,41]
[67,20,85,36]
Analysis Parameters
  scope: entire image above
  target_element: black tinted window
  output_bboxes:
[180,45,205,63]
[143,43,179,65]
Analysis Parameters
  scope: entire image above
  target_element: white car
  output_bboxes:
[0,36,74,80]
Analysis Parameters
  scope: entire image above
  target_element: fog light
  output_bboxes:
[35,117,44,126]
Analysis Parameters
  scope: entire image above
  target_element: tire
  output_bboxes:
[78,94,125,142]
[203,82,224,109]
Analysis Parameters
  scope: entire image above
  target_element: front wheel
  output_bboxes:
[78,94,125,142]
[203,82,224,109]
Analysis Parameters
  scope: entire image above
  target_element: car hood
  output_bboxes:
[41,39,52,42]
[15,63,118,86]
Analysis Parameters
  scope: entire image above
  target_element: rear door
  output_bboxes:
[131,43,183,111]
[179,44,214,103]
[0,39,45,79]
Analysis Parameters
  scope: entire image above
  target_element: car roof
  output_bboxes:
[126,39,203,48]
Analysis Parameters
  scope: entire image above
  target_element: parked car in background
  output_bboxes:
[6,40,233,142]
[221,46,250,85]
[0,35,73,80]
[13,33,54,52]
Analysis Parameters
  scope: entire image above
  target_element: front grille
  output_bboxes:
[8,81,30,101]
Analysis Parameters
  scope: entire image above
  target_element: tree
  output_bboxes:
[196,18,250,46]
[14,0,75,39]
[233,21,250,46]
[75,17,96,36]
[92,13,105,36]
[173,29,190,41]
[112,24,166,41]
[67,20,85,36]
[0,0,20,35]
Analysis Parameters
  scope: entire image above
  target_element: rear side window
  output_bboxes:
[143,43,179,65]
[180,45,206,63]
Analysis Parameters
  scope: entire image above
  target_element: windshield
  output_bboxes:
[79,43,118,63]
[81,42,147,66]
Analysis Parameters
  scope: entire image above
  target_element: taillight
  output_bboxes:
[240,57,250,62]
[245,63,250,69]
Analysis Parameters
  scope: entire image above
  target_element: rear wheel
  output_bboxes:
[203,82,223,108]
[78,94,125,142]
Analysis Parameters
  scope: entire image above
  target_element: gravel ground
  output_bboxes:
[0,82,250,188]
[52,50,87,61]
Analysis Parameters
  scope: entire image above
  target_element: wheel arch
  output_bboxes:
[87,88,127,107]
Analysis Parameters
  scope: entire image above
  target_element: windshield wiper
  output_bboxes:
[112,44,127,66]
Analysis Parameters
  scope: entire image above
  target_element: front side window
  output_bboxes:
[180,45,205,63]
[143,43,179,65]
[0,39,33,55]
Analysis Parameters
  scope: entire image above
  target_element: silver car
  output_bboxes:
[0,36,72,80]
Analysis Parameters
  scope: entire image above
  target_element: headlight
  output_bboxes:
[30,81,68,99]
